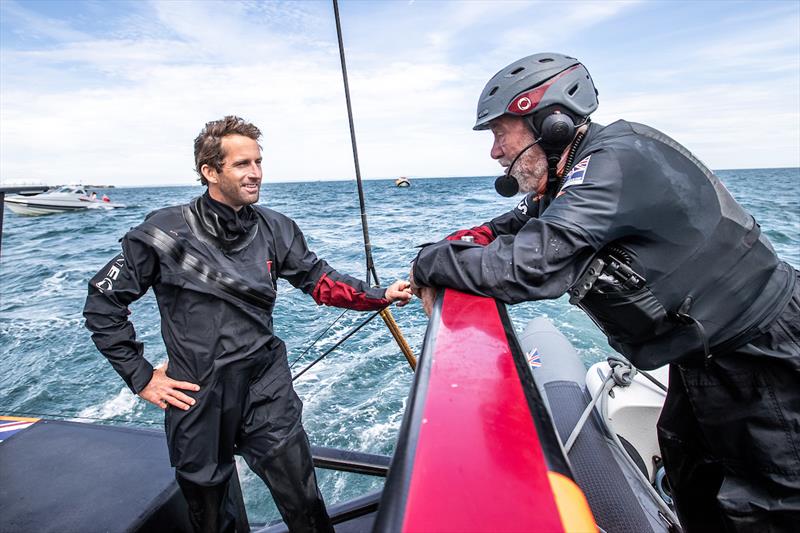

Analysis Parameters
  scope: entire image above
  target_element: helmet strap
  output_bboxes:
[538,155,561,213]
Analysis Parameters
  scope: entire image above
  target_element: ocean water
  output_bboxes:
[1,169,798,523]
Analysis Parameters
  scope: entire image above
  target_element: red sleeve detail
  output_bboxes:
[311,273,389,311]
[445,225,495,246]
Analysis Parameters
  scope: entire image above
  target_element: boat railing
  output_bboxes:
[261,288,599,532]
[311,445,390,477]
[371,287,597,532]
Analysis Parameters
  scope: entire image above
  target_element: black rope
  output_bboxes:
[288,309,349,370]
[332,0,380,287]
[639,368,669,393]
[292,310,382,382]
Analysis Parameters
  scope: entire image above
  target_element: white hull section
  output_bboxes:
[4,186,124,216]
[5,200,89,215]
[586,362,669,481]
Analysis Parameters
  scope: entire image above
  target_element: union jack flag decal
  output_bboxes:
[558,155,591,196]
[526,347,542,368]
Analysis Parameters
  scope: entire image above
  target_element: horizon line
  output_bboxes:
[2,166,798,189]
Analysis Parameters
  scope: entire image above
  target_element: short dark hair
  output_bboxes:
[194,116,261,185]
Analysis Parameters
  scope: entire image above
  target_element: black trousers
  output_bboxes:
[657,280,800,532]
[166,351,334,533]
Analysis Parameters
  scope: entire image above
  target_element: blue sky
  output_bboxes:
[1,0,798,187]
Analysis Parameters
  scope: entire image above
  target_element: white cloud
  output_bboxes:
[0,0,798,187]
[596,83,800,169]
[695,18,800,72]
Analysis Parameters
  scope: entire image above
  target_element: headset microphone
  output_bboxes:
[494,174,519,197]
[493,139,540,197]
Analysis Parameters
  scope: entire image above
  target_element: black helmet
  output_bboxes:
[473,52,598,131]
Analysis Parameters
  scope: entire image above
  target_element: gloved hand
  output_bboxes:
[445,225,494,246]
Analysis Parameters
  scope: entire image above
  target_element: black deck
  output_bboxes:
[0,420,191,533]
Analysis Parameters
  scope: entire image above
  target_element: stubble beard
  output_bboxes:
[514,149,548,194]
[217,177,260,209]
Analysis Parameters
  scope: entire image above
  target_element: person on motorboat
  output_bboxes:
[83,115,412,533]
[410,53,799,531]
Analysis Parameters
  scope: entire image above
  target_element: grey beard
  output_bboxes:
[515,156,548,193]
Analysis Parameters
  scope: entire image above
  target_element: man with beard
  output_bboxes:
[84,116,412,532]
[410,53,799,531]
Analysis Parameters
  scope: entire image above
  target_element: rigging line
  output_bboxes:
[332,0,378,287]
[331,0,417,371]
[288,308,349,370]
[599,376,682,528]
[638,367,668,393]
[292,309,381,382]
[3,410,160,426]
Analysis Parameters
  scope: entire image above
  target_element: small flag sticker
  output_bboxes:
[526,347,542,368]
[558,155,591,197]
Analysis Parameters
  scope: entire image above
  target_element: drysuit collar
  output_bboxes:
[202,192,256,236]
[184,192,259,253]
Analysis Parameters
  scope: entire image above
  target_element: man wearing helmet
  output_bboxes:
[411,53,799,531]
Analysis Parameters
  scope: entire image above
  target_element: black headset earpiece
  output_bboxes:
[539,111,575,147]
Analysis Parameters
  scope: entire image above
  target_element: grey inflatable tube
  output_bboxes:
[519,317,671,533]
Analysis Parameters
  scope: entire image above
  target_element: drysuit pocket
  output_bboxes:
[579,285,674,344]
[679,358,800,477]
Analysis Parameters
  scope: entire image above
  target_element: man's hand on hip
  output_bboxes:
[139,363,200,411]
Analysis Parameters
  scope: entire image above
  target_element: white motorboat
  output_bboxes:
[3,185,125,216]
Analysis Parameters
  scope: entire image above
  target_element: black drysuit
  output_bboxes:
[84,194,389,532]
[413,120,799,531]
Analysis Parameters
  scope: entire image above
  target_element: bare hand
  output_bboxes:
[409,263,435,316]
[409,264,421,297]
[139,363,200,411]
[385,280,413,307]
[418,286,436,317]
